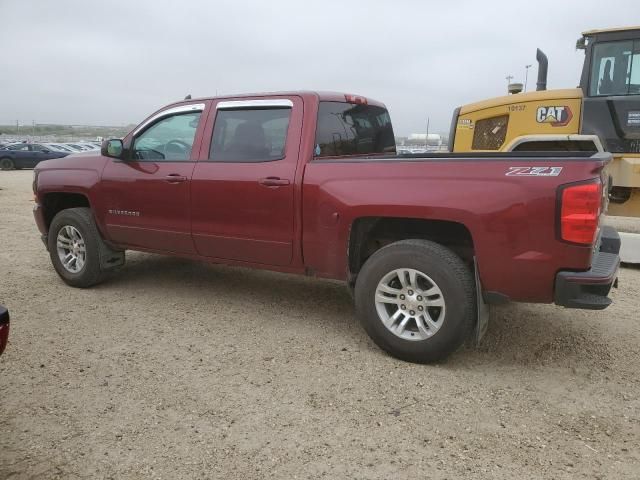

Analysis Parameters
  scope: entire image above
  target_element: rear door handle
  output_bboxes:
[165,174,187,183]
[258,177,290,187]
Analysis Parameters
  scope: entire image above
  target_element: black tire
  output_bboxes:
[48,207,109,288]
[354,239,475,363]
[0,158,14,170]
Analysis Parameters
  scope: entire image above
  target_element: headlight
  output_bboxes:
[32,170,39,196]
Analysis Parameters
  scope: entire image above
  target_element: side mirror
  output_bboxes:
[102,139,124,159]
[42,149,50,154]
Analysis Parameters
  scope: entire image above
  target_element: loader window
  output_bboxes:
[589,40,640,96]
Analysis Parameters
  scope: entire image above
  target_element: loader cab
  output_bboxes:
[578,27,640,154]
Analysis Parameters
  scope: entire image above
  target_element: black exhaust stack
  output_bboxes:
[536,48,548,91]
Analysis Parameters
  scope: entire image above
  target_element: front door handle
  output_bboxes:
[258,177,290,187]
[165,174,187,183]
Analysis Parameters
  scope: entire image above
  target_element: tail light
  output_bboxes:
[559,181,602,245]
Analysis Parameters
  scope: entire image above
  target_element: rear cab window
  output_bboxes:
[314,100,396,158]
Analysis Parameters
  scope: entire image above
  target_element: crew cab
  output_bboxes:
[32,92,620,363]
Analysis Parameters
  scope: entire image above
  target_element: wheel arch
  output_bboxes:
[41,192,91,231]
[347,216,475,283]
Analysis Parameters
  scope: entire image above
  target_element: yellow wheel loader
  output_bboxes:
[449,26,640,262]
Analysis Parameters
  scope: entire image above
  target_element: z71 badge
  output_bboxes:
[505,166,563,177]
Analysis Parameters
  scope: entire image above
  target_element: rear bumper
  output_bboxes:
[554,226,620,310]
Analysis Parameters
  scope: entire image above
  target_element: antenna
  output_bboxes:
[184,94,192,100]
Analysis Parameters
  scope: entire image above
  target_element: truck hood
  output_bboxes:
[35,150,108,172]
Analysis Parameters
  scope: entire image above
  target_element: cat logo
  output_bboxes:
[535,106,573,127]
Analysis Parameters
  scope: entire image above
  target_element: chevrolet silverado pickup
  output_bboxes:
[32,92,620,363]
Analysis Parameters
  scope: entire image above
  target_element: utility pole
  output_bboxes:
[426,117,430,149]
[16,120,19,135]
[524,64,532,92]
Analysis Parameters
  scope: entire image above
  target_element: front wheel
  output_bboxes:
[355,239,476,363]
[48,208,109,288]
[0,158,15,170]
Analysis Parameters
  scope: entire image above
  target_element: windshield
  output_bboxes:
[589,39,640,96]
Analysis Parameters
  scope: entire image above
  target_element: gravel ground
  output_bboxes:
[1,170,639,479]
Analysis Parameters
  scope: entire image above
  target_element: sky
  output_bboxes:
[0,0,636,136]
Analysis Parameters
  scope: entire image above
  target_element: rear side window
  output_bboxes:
[8,144,29,151]
[209,108,291,162]
[314,101,396,157]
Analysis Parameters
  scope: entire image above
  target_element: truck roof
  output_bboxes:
[163,91,387,109]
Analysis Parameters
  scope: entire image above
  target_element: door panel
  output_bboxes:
[100,161,196,252]
[98,104,208,253]
[191,96,303,266]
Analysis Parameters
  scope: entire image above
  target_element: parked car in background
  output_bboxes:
[77,143,99,151]
[0,306,9,356]
[64,143,94,152]
[43,143,75,153]
[0,143,69,170]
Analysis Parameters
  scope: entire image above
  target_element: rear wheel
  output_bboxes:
[0,158,14,170]
[355,239,475,363]
[48,208,109,287]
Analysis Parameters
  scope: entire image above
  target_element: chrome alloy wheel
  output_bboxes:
[374,268,446,341]
[56,225,86,273]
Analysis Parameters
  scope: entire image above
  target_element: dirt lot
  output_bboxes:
[1,170,639,479]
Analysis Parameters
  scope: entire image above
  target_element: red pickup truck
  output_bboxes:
[33,91,620,363]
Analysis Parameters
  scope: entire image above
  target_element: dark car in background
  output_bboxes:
[0,143,69,170]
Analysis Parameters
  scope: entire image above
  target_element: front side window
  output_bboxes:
[589,40,640,96]
[133,112,201,161]
[209,108,291,162]
[314,101,396,157]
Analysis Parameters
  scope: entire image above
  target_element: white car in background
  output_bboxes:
[77,143,100,151]
[43,143,75,153]
[63,143,92,152]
